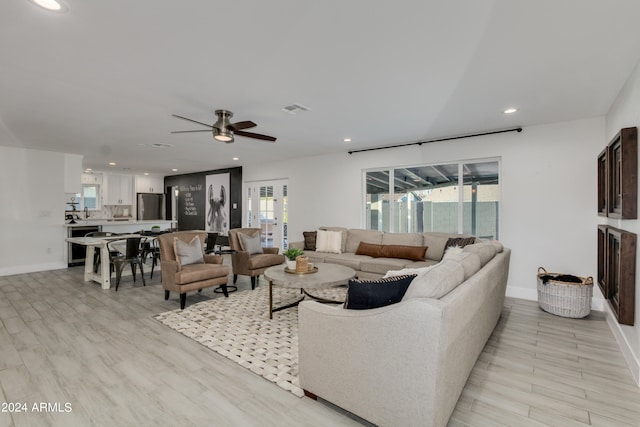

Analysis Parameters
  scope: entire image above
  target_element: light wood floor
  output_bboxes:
[0,259,638,427]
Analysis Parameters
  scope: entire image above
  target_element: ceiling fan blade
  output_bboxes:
[171,114,213,129]
[228,120,257,131]
[234,130,277,142]
[171,130,213,133]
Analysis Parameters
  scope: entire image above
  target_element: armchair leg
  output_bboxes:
[221,284,229,298]
[251,276,256,290]
[233,274,238,284]
[180,293,186,310]
[164,290,170,300]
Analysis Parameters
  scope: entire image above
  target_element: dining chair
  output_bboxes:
[107,237,146,291]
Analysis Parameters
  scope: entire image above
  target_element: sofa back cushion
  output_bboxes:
[402,259,465,300]
[422,233,452,261]
[346,229,383,253]
[444,252,481,280]
[381,232,423,246]
[462,242,497,267]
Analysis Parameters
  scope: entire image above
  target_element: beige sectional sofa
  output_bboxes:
[296,228,511,427]
[289,226,476,279]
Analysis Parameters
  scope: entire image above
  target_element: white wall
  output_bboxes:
[605,58,640,384]
[0,146,68,275]
[243,116,605,305]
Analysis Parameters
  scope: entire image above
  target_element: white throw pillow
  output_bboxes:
[442,245,463,259]
[383,265,435,278]
[174,236,204,267]
[315,229,342,254]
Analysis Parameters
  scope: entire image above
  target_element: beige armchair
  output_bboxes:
[228,228,285,289]
[158,231,230,309]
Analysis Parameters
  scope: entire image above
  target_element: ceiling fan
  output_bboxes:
[171,109,276,143]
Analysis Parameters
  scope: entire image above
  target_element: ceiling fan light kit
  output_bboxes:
[172,109,276,143]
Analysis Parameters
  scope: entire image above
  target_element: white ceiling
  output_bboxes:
[2,0,640,175]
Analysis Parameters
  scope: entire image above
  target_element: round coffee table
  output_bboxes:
[264,263,356,318]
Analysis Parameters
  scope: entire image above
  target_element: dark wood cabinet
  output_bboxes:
[606,127,637,219]
[597,149,608,216]
[597,225,636,326]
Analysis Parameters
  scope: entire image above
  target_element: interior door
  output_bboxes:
[248,180,288,250]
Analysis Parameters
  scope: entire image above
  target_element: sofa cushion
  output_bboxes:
[316,230,343,254]
[360,257,412,275]
[305,251,331,263]
[346,229,383,253]
[344,275,416,310]
[463,242,497,267]
[239,232,263,255]
[247,253,286,269]
[402,260,465,299]
[381,232,423,246]
[303,231,317,251]
[446,252,482,280]
[319,227,349,252]
[324,253,369,270]
[174,235,204,267]
[174,263,227,285]
[355,242,385,257]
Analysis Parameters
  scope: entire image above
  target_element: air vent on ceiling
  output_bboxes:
[281,103,310,115]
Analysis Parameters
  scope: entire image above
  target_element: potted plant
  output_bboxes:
[283,248,304,269]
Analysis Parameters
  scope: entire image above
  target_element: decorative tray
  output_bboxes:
[284,266,318,275]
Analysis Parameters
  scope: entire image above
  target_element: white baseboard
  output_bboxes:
[603,303,640,386]
[0,262,67,277]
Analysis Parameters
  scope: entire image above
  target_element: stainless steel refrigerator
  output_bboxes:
[137,193,165,220]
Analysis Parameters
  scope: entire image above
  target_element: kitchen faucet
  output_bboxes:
[84,206,89,219]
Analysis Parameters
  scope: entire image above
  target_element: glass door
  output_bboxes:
[247,179,288,250]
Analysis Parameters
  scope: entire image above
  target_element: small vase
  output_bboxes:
[286,260,296,270]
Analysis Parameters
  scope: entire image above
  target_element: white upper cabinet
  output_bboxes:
[135,175,164,194]
[105,174,133,205]
[81,172,103,185]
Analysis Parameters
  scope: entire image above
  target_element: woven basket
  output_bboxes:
[295,255,309,273]
[537,267,593,318]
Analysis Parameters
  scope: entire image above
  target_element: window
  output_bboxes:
[365,159,499,238]
[75,184,101,211]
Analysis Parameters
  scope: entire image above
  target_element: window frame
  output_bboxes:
[362,157,501,237]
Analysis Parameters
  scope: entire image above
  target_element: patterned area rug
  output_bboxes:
[154,285,347,397]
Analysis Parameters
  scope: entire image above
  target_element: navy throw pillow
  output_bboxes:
[344,274,417,310]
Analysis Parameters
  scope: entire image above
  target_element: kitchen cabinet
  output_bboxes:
[135,175,164,194]
[81,173,103,185]
[105,174,133,205]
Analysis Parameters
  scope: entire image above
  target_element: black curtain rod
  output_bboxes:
[347,127,523,155]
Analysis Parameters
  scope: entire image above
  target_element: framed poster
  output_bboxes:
[205,172,230,236]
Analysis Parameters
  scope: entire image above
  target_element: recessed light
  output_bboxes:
[171,168,178,172]
[503,108,518,114]
[233,157,239,161]
[30,0,67,12]
[143,173,149,176]
[85,168,92,172]
[344,138,352,142]
[109,162,116,166]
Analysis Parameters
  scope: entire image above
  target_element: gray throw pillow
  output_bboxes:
[174,235,204,267]
[239,232,263,255]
